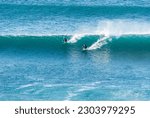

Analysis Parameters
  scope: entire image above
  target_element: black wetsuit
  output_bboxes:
[64,38,67,43]
[83,44,87,49]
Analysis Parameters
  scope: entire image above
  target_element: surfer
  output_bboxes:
[63,38,68,43]
[82,44,87,50]
[102,34,105,37]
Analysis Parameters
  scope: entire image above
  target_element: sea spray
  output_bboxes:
[67,34,84,43]
[96,19,150,36]
[87,36,112,50]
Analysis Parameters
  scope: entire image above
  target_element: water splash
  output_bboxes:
[67,34,84,43]
[96,19,150,36]
[87,36,112,50]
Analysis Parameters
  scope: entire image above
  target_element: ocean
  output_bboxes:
[0,0,150,100]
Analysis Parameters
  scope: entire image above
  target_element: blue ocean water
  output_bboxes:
[0,0,150,100]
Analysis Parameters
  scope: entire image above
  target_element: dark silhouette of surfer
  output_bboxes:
[63,38,68,43]
[82,44,87,50]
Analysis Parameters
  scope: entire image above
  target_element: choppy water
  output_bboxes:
[0,0,150,100]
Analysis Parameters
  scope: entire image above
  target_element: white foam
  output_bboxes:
[71,19,150,37]
[66,19,150,46]
[87,36,112,50]
[34,89,44,94]
[67,34,84,43]
[16,83,37,90]
[64,91,78,101]
[96,19,150,36]
[65,81,101,101]
[84,19,150,50]
[44,83,77,88]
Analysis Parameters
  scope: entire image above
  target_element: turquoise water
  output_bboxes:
[0,0,150,100]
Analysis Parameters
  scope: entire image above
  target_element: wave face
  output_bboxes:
[1,35,150,101]
[1,1,150,101]
[0,35,150,51]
